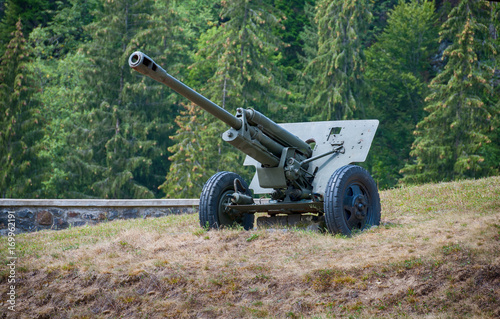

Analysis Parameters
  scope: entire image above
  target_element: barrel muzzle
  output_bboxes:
[129,51,143,68]
[128,51,243,130]
[129,51,153,69]
[129,51,160,77]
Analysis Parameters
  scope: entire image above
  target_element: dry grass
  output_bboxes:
[1,176,499,318]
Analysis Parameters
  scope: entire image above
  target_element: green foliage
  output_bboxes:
[0,19,47,197]
[29,0,98,59]
[273,0,315,79]
[0,0,499,198]
[159,102,242,198]
[0,1,5,23]
[30,52,95,198]
[0,0,60,54]
[401,0,499,184]
[366,0,399,45]
[26,1,100,198]
[162,0,288,198]
[195,0,289,114]
[30,0,192,199]
[365,0,439,188]
[305,0,372,120]
[275,0,317,122]
[297,2,319,120]
[485,2,500,173]
[174,0,220,36]
[72,0,189,199]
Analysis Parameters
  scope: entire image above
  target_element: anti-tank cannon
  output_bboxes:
[129,51,381,236]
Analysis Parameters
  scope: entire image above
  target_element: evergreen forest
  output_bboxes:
[0,0,499,199]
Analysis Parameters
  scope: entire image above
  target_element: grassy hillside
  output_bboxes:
[1,176,499,318]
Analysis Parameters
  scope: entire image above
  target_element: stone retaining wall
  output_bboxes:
[0,199,199,235]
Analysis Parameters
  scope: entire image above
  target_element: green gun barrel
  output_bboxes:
[129,51,312,163]
[129,51,242,130]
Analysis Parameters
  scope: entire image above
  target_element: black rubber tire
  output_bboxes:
[199,171,254,230]
[324,165,381,236]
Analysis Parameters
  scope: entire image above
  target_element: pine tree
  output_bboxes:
[28,0,98,59]
[70,0,188,198]
[401,0,498,184]
[28,51,94,198]
[366,0,399,45]
[175,0,220,37]
[0,1,5,22]
[273,0,315,81]
[196,0,288,114]
[305,0,372,120]
[161,0,288,198]
[481,1,500,174]
[365,0,438,188]
[0,19,47,197]
[0,0,59,54]
[159,102,243,198]
[297,2,319,118]
[124,0,195,197]
[25,0,100,198]
[272,0,317,122]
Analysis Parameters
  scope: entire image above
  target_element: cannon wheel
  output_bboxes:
[324,165,381,236]
[199,171,254,230]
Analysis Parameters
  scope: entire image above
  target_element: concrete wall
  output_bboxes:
[0,199,199,235]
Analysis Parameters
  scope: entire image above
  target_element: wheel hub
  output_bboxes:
[219,190,238,223]
[352,194,367,220]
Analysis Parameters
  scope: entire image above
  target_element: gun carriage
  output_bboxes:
[129,51,381,236]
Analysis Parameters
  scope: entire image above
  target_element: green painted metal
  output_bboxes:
[129,51,380,226]
[129,51,313,180]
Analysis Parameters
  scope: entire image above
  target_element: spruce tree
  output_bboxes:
[26,0,99,198]
[297,2,319,116]
[175,0,220,37]
[401,0,498,184]
[273,0,315,82]
[161,0,288,198]
[72,0,187,198]
[0,19,46,197]
[159,101,242,198]
[366,0,399,45]
[365,0,438,188]
[124,0,195,197]
[28,0,98,59]
[196,0,288,114]
[33,52,97,198]
[0,0,59,54]
[305,0,372,120]
[481,1,500,174]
